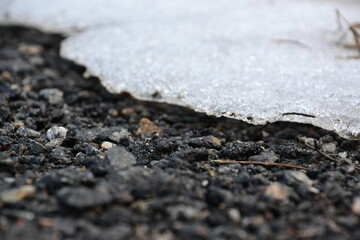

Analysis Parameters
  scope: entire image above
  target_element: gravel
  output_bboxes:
[0,26,359,240]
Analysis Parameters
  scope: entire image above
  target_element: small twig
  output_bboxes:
[336,10,360,54]
[282,112,316,118]
[209,160,308,170]
[300,138,337,162]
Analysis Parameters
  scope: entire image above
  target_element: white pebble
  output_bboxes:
[101,141,115,150]
[46,126,68,141]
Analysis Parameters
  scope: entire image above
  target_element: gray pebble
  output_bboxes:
[85,145,102,156]
[50,148,72,164]
[39,88,64,105]
[109,129,131,143]
[0,153,16,167]
[248,150,279,163]
[29,140,45,154]
[104,146,136,170]
[46,126,68,141]
[56,187,113,209]
[16,127,40,138]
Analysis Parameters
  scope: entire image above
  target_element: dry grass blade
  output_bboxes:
[282,112,316,118]
[210,160,308,170]
[0,145,12,151]
[336,10,360,55]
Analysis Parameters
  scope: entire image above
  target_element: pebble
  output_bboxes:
[346,165,356,175]
[135,118,161,136]
[205,187,233,206]
[13,121,25,128]
[101,141,115,150]
[187,135,223,149]
[201,180,209,187]
[0,153,16,167]
[39,88,64,105]
[17,43,43,55]
[0,71,11,79]
[50,148,71,164]
[248,150,279,163]
[351,198,360,217]
[104,146,137,170]
[4,177,16,184]
[298,136,317,147]
[322,143,336,153]
[39,169,95,194]
[75,127,128,143]
[121,108,135,115]
[219,141,262,159]
[228,208,241,223]
[337,215,359,228]
[46,126,68,141]
[264,183,289,201]
[85,145,102,156]
[29,140,45,154]
[308,186,320,194]
[29,56,44,66]
[109,129,132,143]
[108,108,119,117]
[102,224,132,240]
[168,205,201,220]
[56,187,113,209]
[289,171,313,185]
[338,152,353,165]
[16,127,40,138]
[338,152,348,159]
[45,140,61,148]
[0,185,36,203]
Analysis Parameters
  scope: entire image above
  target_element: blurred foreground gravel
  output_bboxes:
[0,27,359,240]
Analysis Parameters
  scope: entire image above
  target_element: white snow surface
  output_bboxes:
[0,0,231,34]
[1,0,360,138]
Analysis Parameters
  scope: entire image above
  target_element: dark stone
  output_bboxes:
[49,147,72,164]
[29,140,45,154]
[205,187,232,207]
[219,141,262,159]
[56,187,113,209]
[38,169,95,193]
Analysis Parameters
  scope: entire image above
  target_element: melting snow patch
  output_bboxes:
[1,0,360,138]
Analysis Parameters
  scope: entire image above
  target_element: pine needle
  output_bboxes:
[209,160,308,170]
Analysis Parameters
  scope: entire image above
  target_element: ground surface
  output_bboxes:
[0,26,359,240]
